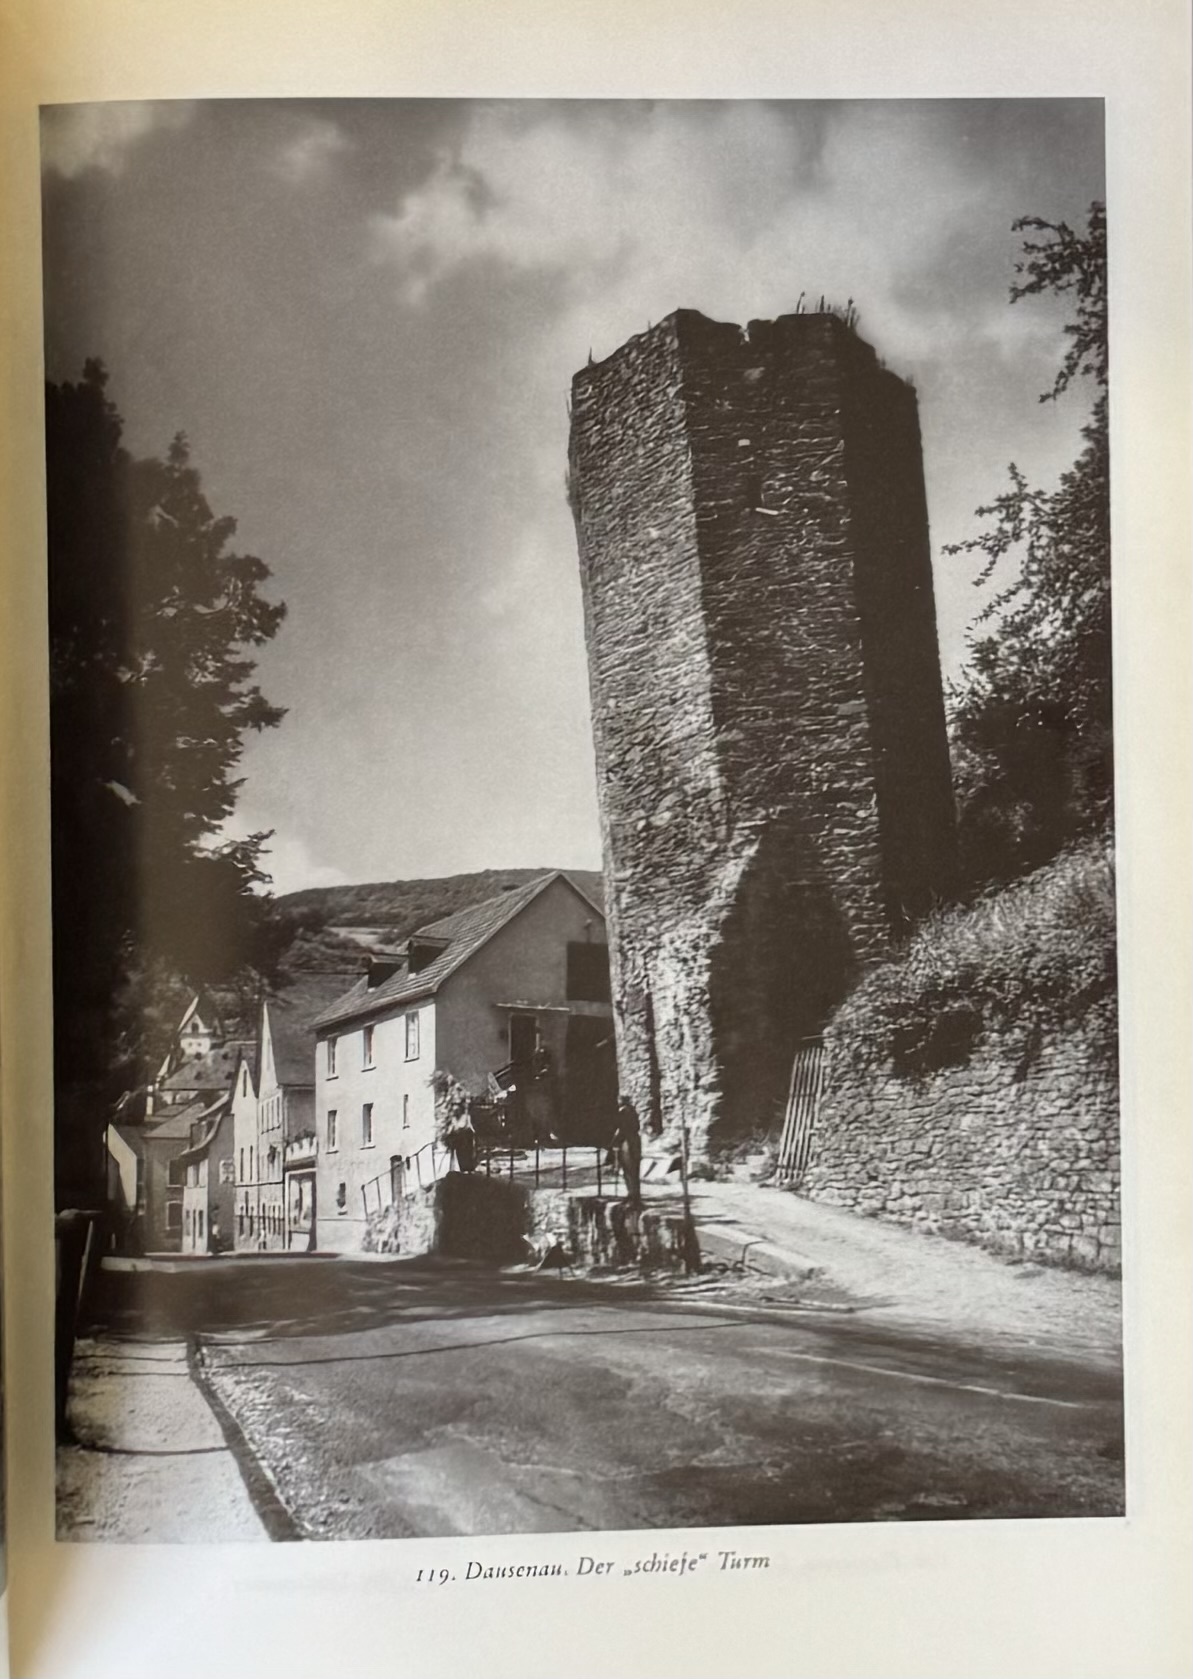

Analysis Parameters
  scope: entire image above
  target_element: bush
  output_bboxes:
[832,832,1116,1080]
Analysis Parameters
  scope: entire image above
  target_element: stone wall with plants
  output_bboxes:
[802,839,1120,1273]
[362,1173,693,1272]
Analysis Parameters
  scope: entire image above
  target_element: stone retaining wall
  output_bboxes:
[802,1014,1120,1273]
[362,1173,694,1273]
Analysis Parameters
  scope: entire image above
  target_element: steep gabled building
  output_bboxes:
[233,974,356,1252]
[311,872,615,1252]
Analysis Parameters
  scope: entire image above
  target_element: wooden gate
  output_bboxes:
[775,1038,826,1185]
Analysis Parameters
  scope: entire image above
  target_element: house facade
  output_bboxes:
[312,872,614,1253]
[230,1047,260,1248]
[233,974,356,1253]
[105,1000,247,1253]
[177,1095,236,1254]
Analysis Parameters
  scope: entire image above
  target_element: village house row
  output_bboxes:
[105,873,616,1255]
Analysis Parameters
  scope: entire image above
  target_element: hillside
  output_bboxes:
[273,867,605,977]
[279,867,604,931]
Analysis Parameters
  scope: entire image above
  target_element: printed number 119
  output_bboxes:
[415,1568,452,1584]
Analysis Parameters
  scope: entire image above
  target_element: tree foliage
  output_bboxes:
[946,203,1110,888]
[46,362,287,1195]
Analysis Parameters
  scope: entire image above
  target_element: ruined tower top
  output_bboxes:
[569,308,957,1154]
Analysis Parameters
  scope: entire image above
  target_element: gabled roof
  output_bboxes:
[227,1036,260,1098]
[175,1099,233,1165]
[159,1038,252,1095]
[263,973,359,1086]
[111,1085,150,1126]
[313,871,605,1032]
[176,991,224,1038]
[142,1095,219,1143]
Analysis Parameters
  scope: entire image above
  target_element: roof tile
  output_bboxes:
[312,872,602,1031]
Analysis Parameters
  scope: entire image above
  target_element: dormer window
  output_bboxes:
[407,935,449,974]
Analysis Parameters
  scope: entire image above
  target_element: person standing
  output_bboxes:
[449,1111,477,1174]
[610,1094,642,1206]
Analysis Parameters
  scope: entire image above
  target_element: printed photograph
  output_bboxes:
[40,98,1122,1542]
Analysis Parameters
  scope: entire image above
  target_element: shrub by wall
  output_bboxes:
[802,838,1120,1273]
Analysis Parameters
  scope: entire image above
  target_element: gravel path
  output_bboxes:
[56,1337,267,1542]
[685,1180,1123,1367]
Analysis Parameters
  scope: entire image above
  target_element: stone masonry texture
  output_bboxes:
[802,1015,1121,1274]
[569,310,957,1156]
[363,1177,691,1272]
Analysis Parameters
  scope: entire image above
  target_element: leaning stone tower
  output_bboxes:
[568,309,957,1157]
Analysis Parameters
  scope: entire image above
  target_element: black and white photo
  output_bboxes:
[39,97,1122,1545]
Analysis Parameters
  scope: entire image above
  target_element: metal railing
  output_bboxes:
[476,1141,622,1196]
[775,1039,826,1186]
[360,1138,446,1219]
[359,1138,626,1218]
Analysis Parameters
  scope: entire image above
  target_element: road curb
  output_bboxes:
[695,1222,821,1282]
[186,1338,303,1542]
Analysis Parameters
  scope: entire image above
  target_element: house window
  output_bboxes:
[402,1093,410,1130]
[326,1108,338,1151]
[197,1209,205,1242]
[336,1181,347,1213]
[566,941,612,1004]
[168,1156,186,1188]
[404,1011,420,1061]
[363,1023,375,1068]
[242,1067,249,1097]
[238,1147,245,1182]
[362,1103,374,1147]
[188,1162,199,1188]
[326,1036,338,1077]
[249,1146,254,1181]
[166,1201,182,1231]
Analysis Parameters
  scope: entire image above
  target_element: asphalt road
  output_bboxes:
[94,1256,1125,1540]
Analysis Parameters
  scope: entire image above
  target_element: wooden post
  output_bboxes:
[678,1123,697,1275]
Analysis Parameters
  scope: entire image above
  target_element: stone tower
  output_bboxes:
[568,309,957,1157]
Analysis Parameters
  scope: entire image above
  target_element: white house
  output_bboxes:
[233,973,357,1252]
[177,1091,237,1254]
[311,871,614,1253]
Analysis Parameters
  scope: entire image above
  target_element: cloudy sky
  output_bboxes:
[40,99,1104,895]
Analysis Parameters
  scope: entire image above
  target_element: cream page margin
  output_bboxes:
[1,2,1190,1675]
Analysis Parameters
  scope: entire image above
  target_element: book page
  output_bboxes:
[0,1068,7,1677]
[1,2,1190,1677]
